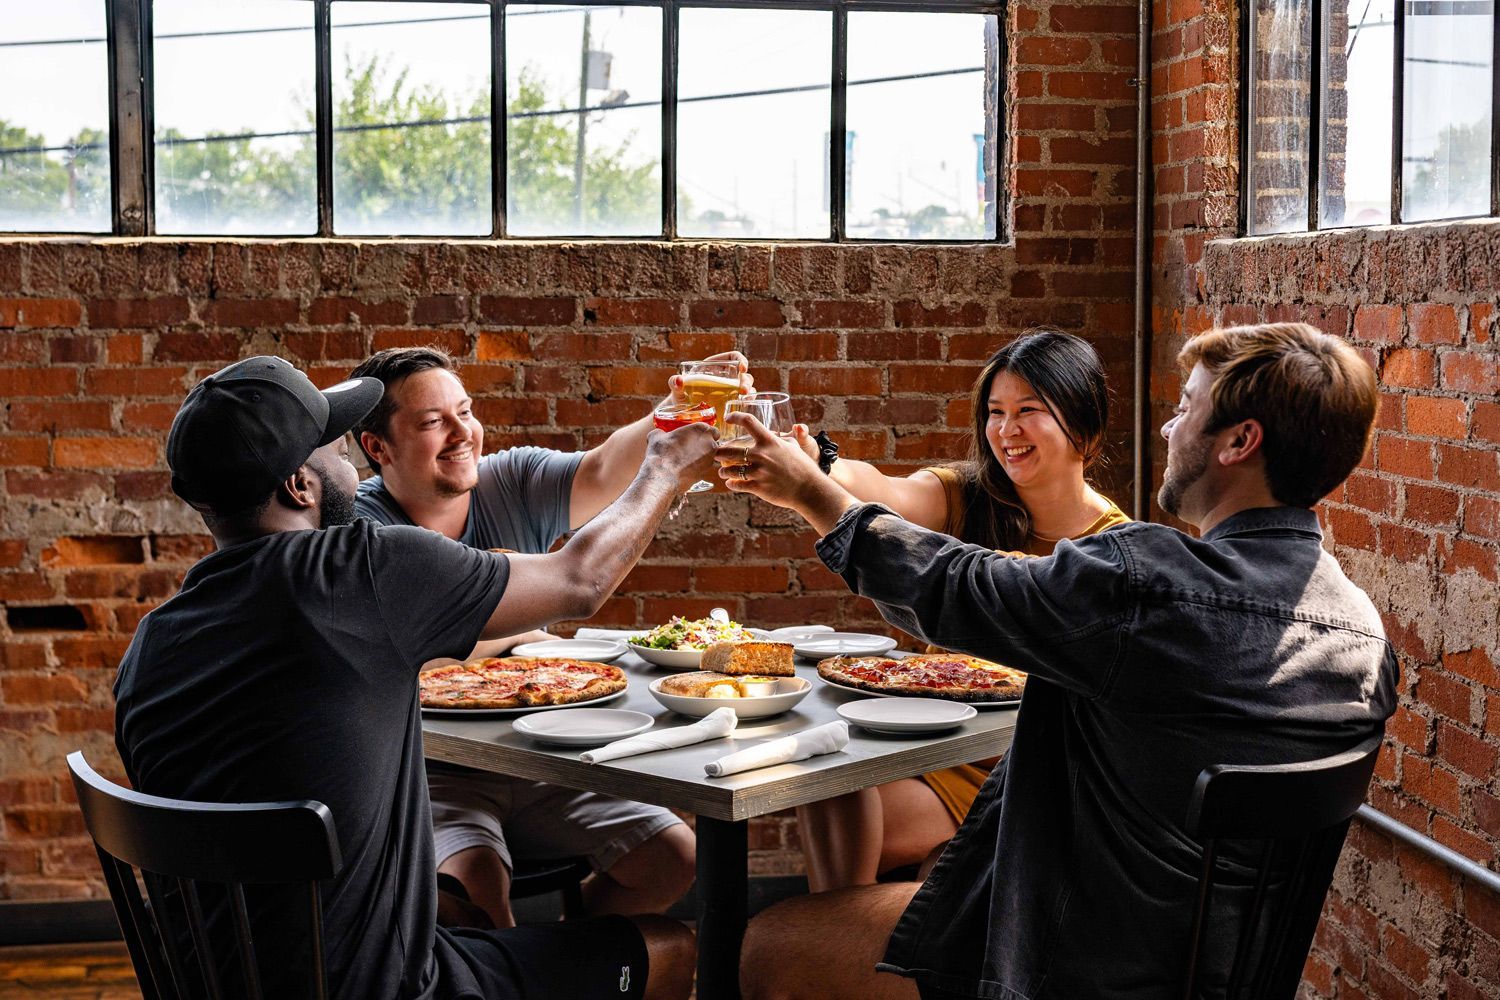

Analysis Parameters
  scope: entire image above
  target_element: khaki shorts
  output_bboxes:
[427,763,684,874]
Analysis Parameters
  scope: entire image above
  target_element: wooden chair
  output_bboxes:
[66,751,343,1000]
[1181,735,1382,1000]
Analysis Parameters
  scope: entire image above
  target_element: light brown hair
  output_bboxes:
[1179,322,1378,507]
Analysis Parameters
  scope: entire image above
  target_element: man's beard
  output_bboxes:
[1158,431,1214,518]
[307,458,358,528]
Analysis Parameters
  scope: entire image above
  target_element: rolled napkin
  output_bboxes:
[580,707,738,764]
[575,627,645,642]
[704,720,850,778]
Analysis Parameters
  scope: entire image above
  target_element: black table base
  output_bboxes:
[695,816,748,1000]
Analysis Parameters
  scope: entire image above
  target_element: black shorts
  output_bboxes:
[445,915,650,1000]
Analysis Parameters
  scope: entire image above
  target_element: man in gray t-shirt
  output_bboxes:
[350,345,749,930]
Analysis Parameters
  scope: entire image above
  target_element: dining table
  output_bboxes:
[421,644,1019,1000]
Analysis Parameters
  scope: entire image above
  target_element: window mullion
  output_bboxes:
[1390,0,1404,224]
[831,5,848,240]
[493,0,506,238]
[663,0,678,239]
[315,0,333,236]
[1309,0,1321,230]
[1491,5,1500,216]
[108,0,150,236]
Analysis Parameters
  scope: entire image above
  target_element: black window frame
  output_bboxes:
[1240,0,1500,235]
[4,0,1007,242]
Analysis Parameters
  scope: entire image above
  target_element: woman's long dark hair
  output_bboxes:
[955,330,1110,550]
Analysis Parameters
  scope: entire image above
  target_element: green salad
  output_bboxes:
[630,616,758,651]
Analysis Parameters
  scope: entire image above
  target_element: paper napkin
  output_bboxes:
[703,720,850,777]
[580,707,738,764]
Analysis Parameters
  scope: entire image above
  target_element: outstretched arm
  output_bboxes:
[788,425,950,532]
[481,423,717,638]
[568,351,753,529]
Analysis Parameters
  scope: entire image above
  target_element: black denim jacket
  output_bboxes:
[815,505,1398,1000]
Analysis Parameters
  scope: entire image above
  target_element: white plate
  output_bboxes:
[818,676,1020,709]
[627,630,775,670]
[510,639,628,663]
[837,698,978,734]
[763,624,836,643]
[420,688,627,718]
[794,633,899,659]
[648,676,812,719]
[512,709,654,746]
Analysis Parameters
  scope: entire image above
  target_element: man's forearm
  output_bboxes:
[558,459,679,608]
[794,476,861,535]
[570,414,654,528]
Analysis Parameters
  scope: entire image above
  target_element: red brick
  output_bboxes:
[1354,305,1404,345]
[0,436,50,467]
[106,333,142,364]
[1379,923,1433,984]
[1047,71,1134,101]
[1400,755,1462,815]
[1474,400,1500,445]
[371,328,470,356]
[50,336,99,364]
[8,401,112,433]
[203,298,297,327]
[1015,169,1096,197]
[1376,436,1433,480]
[1389,705,1430,751]
[113,471,171,500]
[1049,4,1137,33]
[1441,648,1499,688]
[1441,350,1498,394]
[618,564,692,594]
[154,331,242,362]
[85,367,188,397]
[51,637,131,669]
[1434,720,1498,778]
[1404,396,1466,439]
[695,564,788,594]
[0,572,55,601]
[890,364,980,394]
[1327,508,1376,550]
[1437,443,1500,492]
[892,301,988,328]
[688,300,785,329]
[3,808,87,840]
[788,368,882,396]
[1381,348,1435,389]
[283,330,366,361]
[533,333,633,361]
[846,331,942,360]
[54,437,158,470]
[796,300,884,329]
[1464,496,1500,540]
[0,298,83,329]
[1409,304,1461,345]
[478,296,576,327]
[307,297,407,326]
[412,295,469,325]
[0,366,78,397]
[585,298,680,328]
[5,470,106,498]
[87,296,189,328]
[471,398,550,427]
[1403,483,1460,527]
[1017,36,1093,66]
[0,672,89,704]
[1415,671,1475,726]
[475,331,531,361]
[40,536,146,567]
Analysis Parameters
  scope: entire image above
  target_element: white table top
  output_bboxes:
[421,651,1018,821]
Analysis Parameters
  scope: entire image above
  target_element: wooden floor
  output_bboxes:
[0,943,139,999]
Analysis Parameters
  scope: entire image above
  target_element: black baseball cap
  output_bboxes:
[167,356,383,511]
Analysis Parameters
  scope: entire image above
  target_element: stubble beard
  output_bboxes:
[1157,432,1214,518]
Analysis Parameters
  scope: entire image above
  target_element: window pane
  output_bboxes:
[1248,0,1312,233]
[847,12,998,240]
[332,1,492,235]
[154,0,316,235]
[1402,0,1493,222]
[1321,0,1394,227]
[506,4,662,237]
[678,8,831,239]
[0,1,111,232]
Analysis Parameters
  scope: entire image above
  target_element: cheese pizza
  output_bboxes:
[420,656,626,710]
[817,653,1026,703]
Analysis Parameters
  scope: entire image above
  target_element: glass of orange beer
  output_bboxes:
[678,360,743,427]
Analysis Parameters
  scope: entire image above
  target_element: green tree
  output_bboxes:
[156,130,313,234]
[0,122,109,229]
[1407,115,1492,221]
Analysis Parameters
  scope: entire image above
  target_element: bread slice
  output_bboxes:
[701,641,794,677]
[660,671,742,698]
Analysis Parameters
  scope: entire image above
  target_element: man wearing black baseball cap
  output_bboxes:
[114,356,702,1000]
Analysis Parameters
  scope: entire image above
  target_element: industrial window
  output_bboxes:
[1243,0,1496,233]
[0,0,1004,242]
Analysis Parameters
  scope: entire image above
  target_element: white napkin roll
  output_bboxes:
[704,720,850,777]
[580,708,738,764]
[575,627,644,642]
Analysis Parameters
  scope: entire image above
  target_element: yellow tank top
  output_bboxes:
[916,465,1131,823]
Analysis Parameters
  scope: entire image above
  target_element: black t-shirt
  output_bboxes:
[114,519,507,1000]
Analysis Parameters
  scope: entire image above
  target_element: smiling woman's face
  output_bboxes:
[983,370,1084,491]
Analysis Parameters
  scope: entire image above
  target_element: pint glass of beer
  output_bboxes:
[679,360,743,426]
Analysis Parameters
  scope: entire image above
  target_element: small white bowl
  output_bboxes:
[648,676,812,719]
[627,643,706,670]
[511,638,628,663]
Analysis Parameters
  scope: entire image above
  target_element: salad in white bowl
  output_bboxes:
[628,615,763,669]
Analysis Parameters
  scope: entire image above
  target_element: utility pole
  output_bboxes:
[573,8,592,229]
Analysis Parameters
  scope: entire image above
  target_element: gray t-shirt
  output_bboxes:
[355,446,585,552]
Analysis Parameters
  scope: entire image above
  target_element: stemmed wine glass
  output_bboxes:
[652,399,718,497]
[722,392,795,478]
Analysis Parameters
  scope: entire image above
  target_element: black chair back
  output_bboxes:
[66,752,343,1000]
[1180,736,1381,1000]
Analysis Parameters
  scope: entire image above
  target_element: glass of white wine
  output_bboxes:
[722,392,794,477]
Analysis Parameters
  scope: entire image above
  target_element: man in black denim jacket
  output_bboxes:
[716,323,1398,1000]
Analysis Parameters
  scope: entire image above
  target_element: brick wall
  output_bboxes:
[1154,0,1500,996]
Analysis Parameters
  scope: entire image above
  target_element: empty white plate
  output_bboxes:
[512,709,655,747]
[763,624,836,643]
[794,632,898,659]
[837,698,977,734]
[510,638,628,663]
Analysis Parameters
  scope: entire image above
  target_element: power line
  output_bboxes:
[0,6,611,48]
[0,66,982,157]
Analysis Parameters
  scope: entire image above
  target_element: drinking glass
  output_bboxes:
[678,360,743,427]
[723,392,794,477]
[653,400,718,496]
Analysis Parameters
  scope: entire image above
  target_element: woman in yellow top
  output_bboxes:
[794,329,1130,892]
